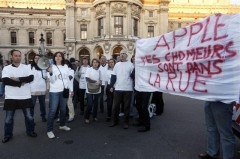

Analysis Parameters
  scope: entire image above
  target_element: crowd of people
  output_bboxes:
[0,49,237,159]
[1,49,165,140]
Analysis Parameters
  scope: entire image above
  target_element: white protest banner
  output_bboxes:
[135,13,240,103]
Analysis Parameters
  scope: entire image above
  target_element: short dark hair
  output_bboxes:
[10,49,21,56]
[52,51,65,66]
[69,57,75,63]
[65,59,74,69]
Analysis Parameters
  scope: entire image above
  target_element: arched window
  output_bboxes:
[112,46,123,60]
[79,48,90,64]
[96,46,103,59]
[28,52,36,64]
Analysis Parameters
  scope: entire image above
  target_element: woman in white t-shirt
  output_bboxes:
[84,58,101,124]
[46,52,72,139]
[65,60,74,122]
[75,57,89,115]
[30,54,47,122]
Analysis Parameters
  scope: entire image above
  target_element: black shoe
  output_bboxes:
[109,122,118,127]
[105,117,111,122]
[2,137,11,143]
[198,152,219,159]
[79,111,84,115]
[123,123,129,129]
[27,132,37,137]
[138,127,150,132]
[42,117,47,122]
[133,122,143,127]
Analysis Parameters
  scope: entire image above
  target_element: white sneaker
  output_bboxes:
[59,126,71,131]
[119,113,124,117]
[47,131,55,139]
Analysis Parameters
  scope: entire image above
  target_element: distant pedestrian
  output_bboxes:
[105,59,116,121]
[84,58,101,124]
[99,55,108,113]
[30,54,47,122]
[75,57,89,115]
[65,60,75,122]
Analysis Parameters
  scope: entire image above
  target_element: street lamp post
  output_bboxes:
[39,33,45,55]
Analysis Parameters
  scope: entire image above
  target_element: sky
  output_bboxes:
[231,0,240,5]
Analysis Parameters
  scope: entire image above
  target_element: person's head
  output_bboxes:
[33,54,40,65]
[53,51,65,65]
[10,49,21,64]
[100,55,107,65]
[108,58,116,69]
[82,57,88,66]
[116,55,121,62]
[31,54,41,70]
[75,60,80,67]
[131,55,135,64]
[91,58,100,69]
[120,49,128,62]
[69,57,75,64]
[65,59,74,69]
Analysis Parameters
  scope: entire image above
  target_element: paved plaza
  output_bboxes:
[0,94,239,159]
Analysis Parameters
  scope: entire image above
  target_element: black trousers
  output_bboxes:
[79,89,86,112]
[99,85,105,113]
[152,92,164,115]
[135,91,151,128]
[106,85,113,118]
[112,91,132,124]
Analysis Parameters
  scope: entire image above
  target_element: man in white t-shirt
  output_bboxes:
[2,49,37,143]
[75,57,89,115]
[109,50,134,129]
[99,55,108,113]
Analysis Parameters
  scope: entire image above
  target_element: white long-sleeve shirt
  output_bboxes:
[30,66,47,95]
[85,67,101,94]
[2,64,33,99]
[47,64,72,93]
[99,64,108,86]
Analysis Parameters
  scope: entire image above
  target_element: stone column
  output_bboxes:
[140,9,145,37]
[65,0,76,57]
[66,1,75,41]
[18,29,27,46]
[158,0,171,35]
[105,2,110,38]
[127,2,132,37]
[54,29,63,47]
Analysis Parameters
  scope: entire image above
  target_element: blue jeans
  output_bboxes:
[85,93,100,120]
[47,92,68,132]
[31,95,46,118]
[204,101,235,159]
[4,108,35,138]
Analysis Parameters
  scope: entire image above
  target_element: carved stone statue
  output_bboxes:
[66,0,75,3]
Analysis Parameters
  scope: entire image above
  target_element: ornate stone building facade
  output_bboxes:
[0,0,239,63]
